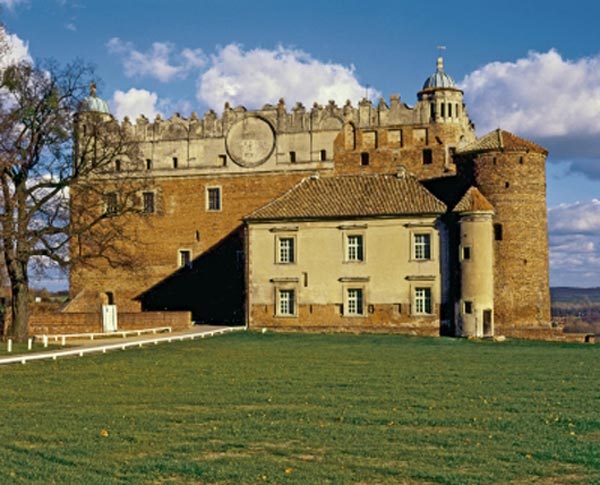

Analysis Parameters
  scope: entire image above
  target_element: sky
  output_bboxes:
[2,0,600,288]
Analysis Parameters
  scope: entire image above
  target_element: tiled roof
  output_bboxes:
[457,129,547,155]
[453,187,495,213]
[245,174,446,221]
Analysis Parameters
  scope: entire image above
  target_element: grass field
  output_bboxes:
[0,332,598,484]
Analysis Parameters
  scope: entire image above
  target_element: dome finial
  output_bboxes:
[90,81,97,97]
[436,45,446,71]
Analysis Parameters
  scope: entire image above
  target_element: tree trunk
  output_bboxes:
[8,280,29,342]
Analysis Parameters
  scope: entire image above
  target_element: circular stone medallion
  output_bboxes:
[225,117,275,168]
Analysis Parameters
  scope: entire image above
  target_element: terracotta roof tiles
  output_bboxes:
[457,129,547,155]
[245,174,446,221]
[453,187,495,213]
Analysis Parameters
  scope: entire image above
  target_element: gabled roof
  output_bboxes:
[457,129,547,155]
[245,174,446,221]
[453,187,495,213]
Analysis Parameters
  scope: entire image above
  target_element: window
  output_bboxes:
[146,159,152,170]
[422,149,433,165]
[142,192,155,214]
[494,223,503,241]
[346,288,364,315]
[104,193,118,216]
[278,289,295,316]
[218,154,227,166]
[448,103,452,118]
[462,246,471,260]
[277,237,295,264]
[289,151,296,163]
[173,157,178,169]
[320,149,327,161]
[206,187,221,211]
[346,234,364,262]
[115,159,121,172]
[464,301,473,314]
[360,152,369,166]
[179,250,191,268]
[414,233,431,260]
[430,103,436,119]
[414,287,432,314]
[440,103,445,118]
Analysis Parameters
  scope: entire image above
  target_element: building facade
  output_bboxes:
[68,57,551,336]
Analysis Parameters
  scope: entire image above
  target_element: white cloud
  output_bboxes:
[106,37,206,83]
[548,200,600,286]
[0,26,32,69]
[197,44,379,111]
[0,0,26,9]
[111,88,160,121]
[460,50,600,178]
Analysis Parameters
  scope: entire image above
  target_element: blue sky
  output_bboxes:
[2,0,600,287]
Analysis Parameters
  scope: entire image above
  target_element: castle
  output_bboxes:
[64,56,551,337]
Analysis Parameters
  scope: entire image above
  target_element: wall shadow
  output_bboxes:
[136,228,245,325]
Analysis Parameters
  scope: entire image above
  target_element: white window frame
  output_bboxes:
[206,186,222,211]
[413,233,432,260]
[276,288,296,317]
[277,236,295,264]
[345,287,365,316]
[345,233,364,262]
[414,287,432,315]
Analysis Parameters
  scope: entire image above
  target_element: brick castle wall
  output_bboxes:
[29,311,191,335]
[465,151,551,327]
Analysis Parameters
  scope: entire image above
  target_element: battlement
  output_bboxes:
[103,95,424,143]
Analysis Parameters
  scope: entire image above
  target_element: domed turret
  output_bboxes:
[422,56,456,90]
[79,82,110,114]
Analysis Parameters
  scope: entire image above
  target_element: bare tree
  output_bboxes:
[0,41,146,340]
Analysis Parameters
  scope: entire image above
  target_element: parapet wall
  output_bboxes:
[29,311,192,335]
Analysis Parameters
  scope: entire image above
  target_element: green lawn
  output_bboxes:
[0,332,598,484]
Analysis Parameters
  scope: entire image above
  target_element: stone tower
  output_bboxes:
[454,187,495,337]
[456,130,551,328]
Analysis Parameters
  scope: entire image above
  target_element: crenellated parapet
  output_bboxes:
[108,95,420,143]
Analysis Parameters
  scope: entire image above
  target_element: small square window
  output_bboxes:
[277,237,295,264]
[146,159,152,170]
[104,193,118,216]
[179,250,191,268]
[346,234,364,262]
[422,149,433,165]
[462,246,471,260]
[320,149,327,161]
[218,154,227,166]
[360,152,369,166]
[173,157,178,169]
[289,151,296,163]
[414,287,432,314]
[278,289,295,316]
[494,223,503,241]
[346,288,364,315]
[464,301,473,314]
[207,187,221,211]
[414,234,431,260]
[142,192,155,214]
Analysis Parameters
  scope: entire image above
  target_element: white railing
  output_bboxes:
[35,326,173,347]
[0,326,243,366]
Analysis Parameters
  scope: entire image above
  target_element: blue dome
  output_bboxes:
[78,83,111,114]
[422,56,456,90]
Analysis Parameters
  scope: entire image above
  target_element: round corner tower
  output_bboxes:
[456,129,551,329]
[454,187,495,337]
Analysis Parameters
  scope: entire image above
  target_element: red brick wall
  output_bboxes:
[29,311,192,335]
